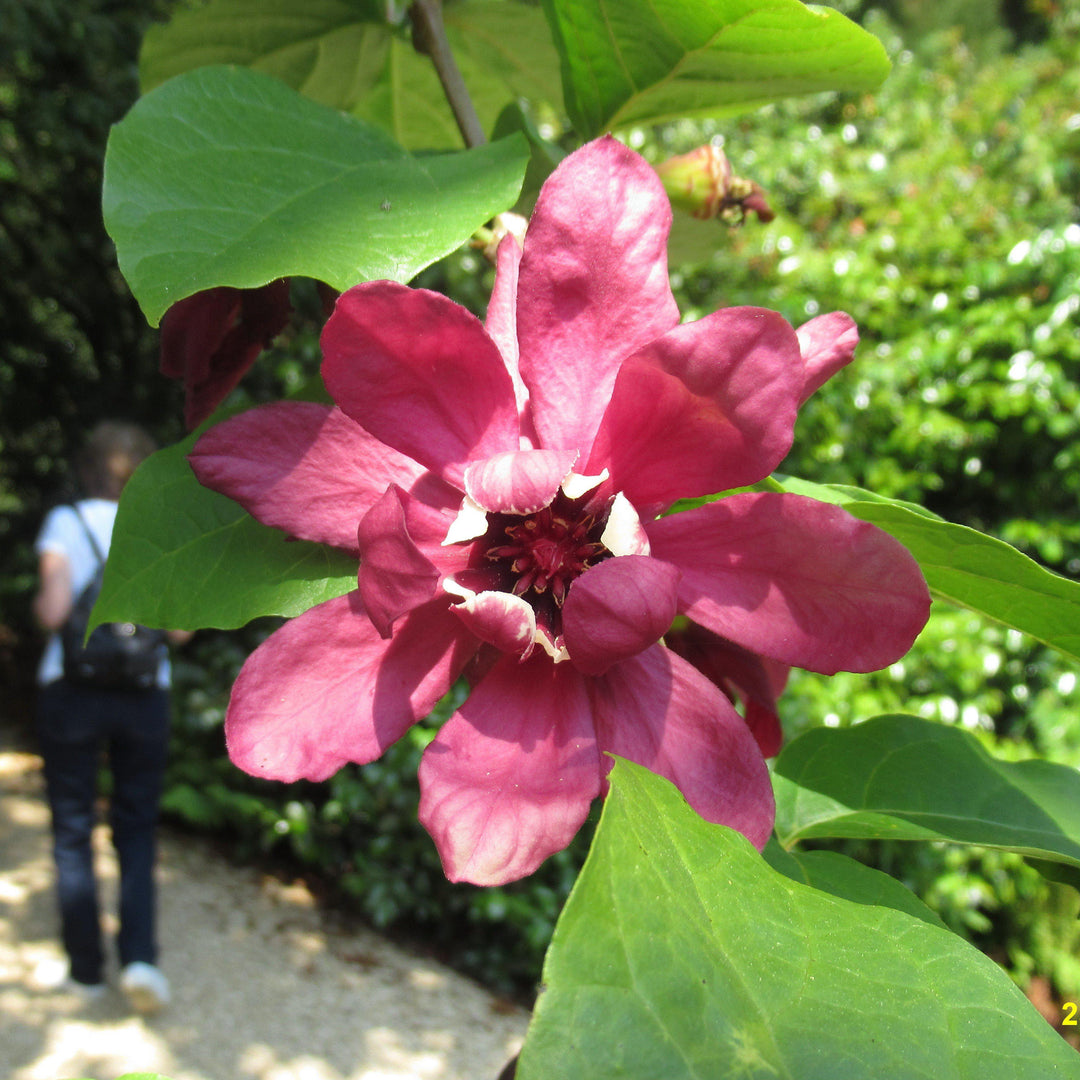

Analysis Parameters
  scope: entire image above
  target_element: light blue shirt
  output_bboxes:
[35,499,170,688]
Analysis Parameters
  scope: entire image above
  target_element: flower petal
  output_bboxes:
[485,232,530,417]
[160,280,292,430]
[562,555,681,675]
[445,581,537,659]
[516,136,680,460]
[599,492,650,556]
[796,311,859,403]
[226,593,477,782]
[664,622,789,758]
[357,485,446,638]
[744,700,784,761]
[322,281,520,488]
[189,402,455,552]
[418,654,600,885]
[463,448,577,515]
[587,308,802,512]
[590,645,774,849]
[646,492,931,674]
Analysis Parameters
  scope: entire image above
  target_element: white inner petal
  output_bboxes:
[442,495,489,546]
[561,468,609,501]
[601,491,650,556]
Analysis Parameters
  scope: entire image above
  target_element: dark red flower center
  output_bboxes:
[485,503,607,605]
[462,491,613,640]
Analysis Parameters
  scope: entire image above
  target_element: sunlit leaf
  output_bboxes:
[93,433,356,632]
[542,0,891,137]
[518,759,1077,1079]
[139,0,391,107]
[762,841,947,929]
[103,64,528,323]
[140,0,563,150]
[773,714,1080,869]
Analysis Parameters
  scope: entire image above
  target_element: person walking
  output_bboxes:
[32,420,188,1013]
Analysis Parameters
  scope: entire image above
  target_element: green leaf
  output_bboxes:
[771,475,1080,664]
[93,432,356,633]
[773,714,1080,870]
[140,0,563,151]
[762,840,947,930]
[139,0,391,105]
[518,759,1078,1080]
[1029,857,1080,896]
[773,473,941,518]
[541,0,891,138]
[102,64,528,324]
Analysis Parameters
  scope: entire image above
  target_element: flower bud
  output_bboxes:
[472,211,529,263]
[655,145,775,224]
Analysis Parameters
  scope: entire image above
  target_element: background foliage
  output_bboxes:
[3,0,1078,1014]
[0,0,183,706]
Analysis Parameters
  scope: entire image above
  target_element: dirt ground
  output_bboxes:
[0,741,527,1080]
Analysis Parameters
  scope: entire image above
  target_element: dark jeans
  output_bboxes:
[36,679,170,986]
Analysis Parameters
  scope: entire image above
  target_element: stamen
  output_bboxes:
[480,493,613,621]
[513,569,539,595]
[487,544,525,559]
[551,576,568,605]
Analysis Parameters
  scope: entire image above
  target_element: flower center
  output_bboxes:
[484,502,607,606]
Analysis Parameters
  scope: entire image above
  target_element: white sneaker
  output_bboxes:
[120,961,170,1014]
[33,957,105,1000]
[64,977,107,1002]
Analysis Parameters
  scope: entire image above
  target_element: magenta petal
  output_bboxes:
[463,448,577,514]
[796,311,858,403]
[562,555,681,675]
[485,233,529,413]
[321,282,520,489]
[189,402,455,552]
[744,700,784,761]
[646,492,931,674]
[418,654,600,885]
[664,622,789,758]
[450,589,537,658]
[160,280,292,430]
[226,594,478,782]
[357,485,442,638]
[590,645,774,849]
[516,136,680,460]
[587,307,802,511]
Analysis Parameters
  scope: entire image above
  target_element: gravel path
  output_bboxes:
[0,743,527,1080]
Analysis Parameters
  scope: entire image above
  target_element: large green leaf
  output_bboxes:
[762,841,947,929]
[518,759,1078,1079]
[102,64,528,324]
[139,0,563,151]
[773,714,1080,869]
[93,433,356,633]
[541,0,891,137]
[774,475,1080,663]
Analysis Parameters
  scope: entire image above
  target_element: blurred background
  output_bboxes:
[1,0,1078,1021]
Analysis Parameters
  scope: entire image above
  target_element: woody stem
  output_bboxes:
[409,0,487,148]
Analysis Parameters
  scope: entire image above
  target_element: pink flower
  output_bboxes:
[189,137,930,886]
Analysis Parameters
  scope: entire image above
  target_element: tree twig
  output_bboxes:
[409,0,487,148]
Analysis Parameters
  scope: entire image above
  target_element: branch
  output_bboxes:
[409,0,486,148]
